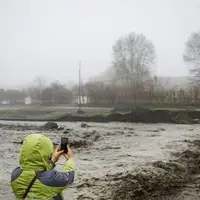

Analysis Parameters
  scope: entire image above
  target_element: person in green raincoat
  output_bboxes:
[11,133,75,200]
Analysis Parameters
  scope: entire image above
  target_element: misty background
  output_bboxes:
[1,0,199,89]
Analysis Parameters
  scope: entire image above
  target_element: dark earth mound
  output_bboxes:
[57,109,200,124]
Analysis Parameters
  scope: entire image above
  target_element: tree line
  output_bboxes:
[83,31,200,105]
[0,78,73,105]
[1,31,200,106]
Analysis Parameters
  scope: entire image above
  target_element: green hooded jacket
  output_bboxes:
[11,134,75,200]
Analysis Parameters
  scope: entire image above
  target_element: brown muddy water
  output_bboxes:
[1,121,200,200]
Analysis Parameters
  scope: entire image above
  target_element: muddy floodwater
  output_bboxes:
[1,121,200,199]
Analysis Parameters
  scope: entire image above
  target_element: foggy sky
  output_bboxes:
[0,0,200,89]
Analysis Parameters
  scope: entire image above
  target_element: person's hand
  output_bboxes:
[63,145,73,159]
[51,145,64,164]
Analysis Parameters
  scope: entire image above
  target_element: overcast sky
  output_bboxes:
[0,0,199,88]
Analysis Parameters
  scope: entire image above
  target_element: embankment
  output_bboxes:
[1,108,200,124]
[57,108,200,124]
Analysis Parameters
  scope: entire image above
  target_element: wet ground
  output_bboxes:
[1,121,200,199]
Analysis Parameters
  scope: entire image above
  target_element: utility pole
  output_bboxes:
[78,60,82,110]
[77,60,84,114]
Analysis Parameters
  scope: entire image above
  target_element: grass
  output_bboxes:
[0,106,111,120]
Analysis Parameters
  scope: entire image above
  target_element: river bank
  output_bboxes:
[1,121,200,199]
[1,107,200,124]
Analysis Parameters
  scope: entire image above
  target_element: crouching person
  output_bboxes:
[11,134,75,200]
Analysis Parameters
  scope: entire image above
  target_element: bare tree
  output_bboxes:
[85,81,116,104]
[183,31,200,85]
[51,81,73,104]
[41,87,53,105]
[34,76,46,103]
[112,32,156,94]
[34,76,46,91]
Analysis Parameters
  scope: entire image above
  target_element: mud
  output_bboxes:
[52,109,200,124]
[1,121,200,199]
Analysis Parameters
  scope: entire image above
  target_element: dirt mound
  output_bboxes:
[58,109,200,124]
[171,112,194,124]
[111,145,200,200]
[43,122,58,130]
[76,140,200,200]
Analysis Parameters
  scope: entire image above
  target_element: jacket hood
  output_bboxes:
[19,134,54,171]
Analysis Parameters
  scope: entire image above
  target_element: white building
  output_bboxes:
[24,96,32,105]
[76,96,89,104]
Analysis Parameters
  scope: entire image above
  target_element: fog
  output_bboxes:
[0,0,199,88]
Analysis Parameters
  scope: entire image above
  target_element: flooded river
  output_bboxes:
[1,121,200,199]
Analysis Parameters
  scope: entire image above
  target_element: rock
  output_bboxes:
[82,130,101,141]
[101,146,121,150]
[106,131,116,136]
[153,161,186,172]
[57,126,64,131]
[116,131,125,135]
[116,163,124,167]
[93,134,100,142]
[63,128,73,134]
[181,150,200,159]
[63,130,69,134]
[43,122,58,130]
[70,139,89,148]
[83,132,92,138]
[192,140,200,147]
[12,140,23,145]
[77,195,94,200]
[81,123,90,128]
[148,133,160,137]
[124,127,135,131]
[76,182,92,189]
[147,129,160,133]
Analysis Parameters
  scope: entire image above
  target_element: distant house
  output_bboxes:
[24,96,32,105]
[93,68,190,90]
[1,100,10,105]
[73,96,89,104]
[157,76,190,89]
